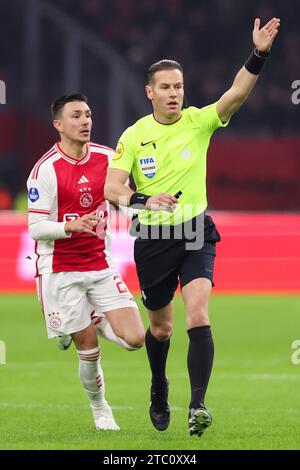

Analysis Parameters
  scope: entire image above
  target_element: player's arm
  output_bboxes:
[104,168,177,211]
[216,17,280,122]
[28,211,100,240]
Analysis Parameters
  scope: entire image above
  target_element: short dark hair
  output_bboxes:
[51,93,88,119]
[147,59,183,84]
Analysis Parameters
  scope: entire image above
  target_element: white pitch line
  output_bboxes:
[4,362,74,368]
[223,373,300,381]
[4,358,287,368]
[0,403,186,411]
[247,373,300,381]
[230,407,300,414]
[2,403,299,415]
[0,403,134,410]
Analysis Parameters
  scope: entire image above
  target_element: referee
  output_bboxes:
[105,17,280,437]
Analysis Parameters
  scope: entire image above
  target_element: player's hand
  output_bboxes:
[145,193,178,212]
[253,17,280,52]
[64,211,100,236]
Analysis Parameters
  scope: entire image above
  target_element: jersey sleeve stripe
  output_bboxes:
[31,147,55,178]
[32,149,57,179]
[33,151,57,179]
[28,209,51,214]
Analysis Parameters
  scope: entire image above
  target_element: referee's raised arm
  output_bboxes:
[216,17,280,122]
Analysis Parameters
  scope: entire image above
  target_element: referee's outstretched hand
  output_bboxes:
[64,211,100,236]
[253,17,280,52]
[145,193,178,212]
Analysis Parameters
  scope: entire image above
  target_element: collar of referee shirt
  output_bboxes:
[152,112,183,125]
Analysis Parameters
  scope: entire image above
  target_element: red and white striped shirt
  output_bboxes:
[27,142,114,275]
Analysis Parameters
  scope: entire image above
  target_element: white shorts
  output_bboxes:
[36,268,137,339]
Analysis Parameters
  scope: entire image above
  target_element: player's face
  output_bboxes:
[145,69,184,122]
[54,101,92,144]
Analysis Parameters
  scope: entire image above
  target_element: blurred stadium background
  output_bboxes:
[0,0,300,450]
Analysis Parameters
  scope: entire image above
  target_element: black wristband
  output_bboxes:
[244,47,269,75]
[129,192,150,208]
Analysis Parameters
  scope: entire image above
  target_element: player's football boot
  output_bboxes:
[188,405,212,437]
[57,334,72,350]
[91,401,120,431]
[149,378,170,431]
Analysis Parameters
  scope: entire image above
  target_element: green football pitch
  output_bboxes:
[0,293,300,450]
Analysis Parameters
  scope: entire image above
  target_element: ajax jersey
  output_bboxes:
[27,142,113,275]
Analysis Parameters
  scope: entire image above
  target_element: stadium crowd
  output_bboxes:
[55,0,299,134]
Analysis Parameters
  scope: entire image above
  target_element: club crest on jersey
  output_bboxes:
[79,187,93,207]
[28,187,39,202]
[139,156,157,179]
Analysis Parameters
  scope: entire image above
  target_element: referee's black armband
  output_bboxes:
[244,48,269,75]
[129,192,150,208]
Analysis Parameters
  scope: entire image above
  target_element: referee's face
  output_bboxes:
[146,69,184,124]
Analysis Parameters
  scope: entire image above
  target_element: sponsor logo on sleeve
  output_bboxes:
[113,142,124,160]
[28,188,40,202]
[139,156,157,178]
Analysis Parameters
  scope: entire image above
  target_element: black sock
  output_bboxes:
[187,325,214,410]
[145,328,170,387]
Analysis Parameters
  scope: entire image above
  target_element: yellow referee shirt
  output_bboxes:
[110,102,229,225]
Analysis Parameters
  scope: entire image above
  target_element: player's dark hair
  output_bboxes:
[147,59,183,84]
[51,94,89,119]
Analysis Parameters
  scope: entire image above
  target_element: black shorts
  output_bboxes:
[133,214,221,310]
